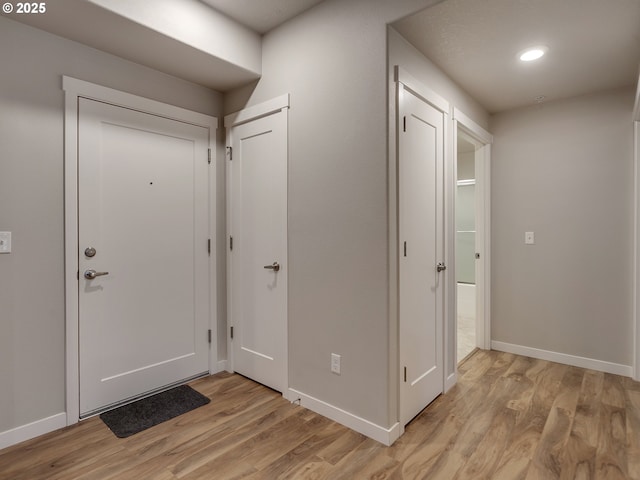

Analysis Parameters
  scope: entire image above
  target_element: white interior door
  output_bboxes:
[399,85,445,426]
[228,107,288,393]
[78,98,210,416]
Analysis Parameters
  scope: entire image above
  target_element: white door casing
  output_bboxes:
[398,77,446,426]
[64,77,218,424]
[225,95,289,394]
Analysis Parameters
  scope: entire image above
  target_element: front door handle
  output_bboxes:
[263,262,280,272]
[436,263,447,273]
[84,269,109,279]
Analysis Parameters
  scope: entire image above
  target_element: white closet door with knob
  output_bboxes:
[398,81,446,426]
[227,103,288,394]
[78,98,210,416]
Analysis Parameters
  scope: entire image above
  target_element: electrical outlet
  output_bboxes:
[331,353,341,375]
[0,232,11,253]
[525,231,535,245]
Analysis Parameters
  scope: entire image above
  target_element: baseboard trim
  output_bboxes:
[215,360,228,374]
[491,341,633,377]
[0,412,67,451]
[444,371,457,393]
[287,388,400,446]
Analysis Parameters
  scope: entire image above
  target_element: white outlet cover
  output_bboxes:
[0,232,11,253]
[331,353,341,375]
[525,231,535,245]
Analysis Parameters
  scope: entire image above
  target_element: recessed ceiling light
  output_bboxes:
[519,46,548,62]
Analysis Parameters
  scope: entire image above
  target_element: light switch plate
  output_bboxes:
[331,353,341,375]
[0,232,11,253]
[525,231,535,245]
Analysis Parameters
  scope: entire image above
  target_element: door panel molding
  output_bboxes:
[63,76,218,425]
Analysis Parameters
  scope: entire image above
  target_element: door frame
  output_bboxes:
[223,94,290,382]
[452,108,493,356]
[634,116,639,381]
[62,76,218,425]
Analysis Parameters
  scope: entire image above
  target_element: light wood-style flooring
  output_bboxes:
[1,350,639,479]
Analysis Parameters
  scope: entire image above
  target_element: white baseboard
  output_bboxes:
[287,388,400,446]
[491,341,633,377]
[0,412,67,451]
[215,360,228,374]
[444,371,457,392]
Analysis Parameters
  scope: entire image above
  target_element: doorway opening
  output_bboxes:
[456,133,477,363]
[453,108,493,365]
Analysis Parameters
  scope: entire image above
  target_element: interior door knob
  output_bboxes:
[436,263,447,272]
[263,262,280,272]
[84,269,109,279]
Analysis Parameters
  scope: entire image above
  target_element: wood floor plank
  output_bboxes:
[454,406,518,479]
[243,417,346,479]
[627,390,640,479]
[168,401,302,477]
[3,351,640,480]
[525,366,583,480]
[315,427,368,465]
[425,375,523,479]
[558,369,603,479]
[595,404,628,479]
[316,438,382,480]
[490,360,568,479]
[277,455,334,480]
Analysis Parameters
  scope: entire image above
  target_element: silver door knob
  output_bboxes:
[263,262,280,272]
[436,263,447,272]
[84,269,109,279]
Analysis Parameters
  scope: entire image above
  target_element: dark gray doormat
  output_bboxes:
[100,385,210,438]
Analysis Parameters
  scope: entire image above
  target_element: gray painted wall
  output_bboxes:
[225,0,443,429]
[0,16,223,432]
[491,86,635,365]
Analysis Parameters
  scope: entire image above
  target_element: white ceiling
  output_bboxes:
[393,0,640,113]
[200,0,326,34]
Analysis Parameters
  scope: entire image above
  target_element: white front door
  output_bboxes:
[399,84,445,425]
[78,98,210,416]
[228,106,288,394]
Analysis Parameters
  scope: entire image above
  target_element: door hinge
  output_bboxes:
[403,241,407,257]
[208,329,212,343]
[403,116,406,132]
[208,238,211,255]
[404,366,407,383]
[208,148,211,164]
[229,236,233,251]
[230,326,234,339]
[226,146,232,160]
